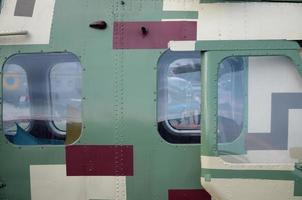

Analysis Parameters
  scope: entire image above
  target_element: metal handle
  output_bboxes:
[0,30,28,37]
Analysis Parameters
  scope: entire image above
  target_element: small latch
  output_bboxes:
[89,21,107,30]
[0,182,6,189]
[295,163,302,171]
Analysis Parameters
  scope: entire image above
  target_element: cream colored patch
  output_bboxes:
[30,165,126,200]
[201,178,302,200]
[201,156,295,171]
[0,0,55,45]
[163,0,200,11]
[290,147,302,162]
[288,110,302,151]
[168,41,196,51]
[244,150,298,164]
[248,56,302,133]
[163,1,302,40]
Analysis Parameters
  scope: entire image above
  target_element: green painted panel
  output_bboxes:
[0,0,202,199]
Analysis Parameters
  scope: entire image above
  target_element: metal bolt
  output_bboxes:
[0,183,6,189]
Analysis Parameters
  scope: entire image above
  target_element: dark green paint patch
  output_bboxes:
[295,178,302,196]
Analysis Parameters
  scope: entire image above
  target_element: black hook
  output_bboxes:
[141,26,148,36]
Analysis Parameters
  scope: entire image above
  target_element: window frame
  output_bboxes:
[197,41,302,157]
[157,50,201,144]
[1,52,83,146]
[157,50,248,144]
[198,41,302,195]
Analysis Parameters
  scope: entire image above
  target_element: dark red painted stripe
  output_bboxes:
[169,189,211,200]
[66,145,133,176]
[113,21,197,49]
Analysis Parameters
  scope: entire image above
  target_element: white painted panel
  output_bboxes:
[0,0,55,45]
[30,165,126,200]
[163,0,302,40]
[201,178,302,200]
[248,56,302,133]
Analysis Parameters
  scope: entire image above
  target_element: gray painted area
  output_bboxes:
[247,93,302,150]
[14,0,36,17]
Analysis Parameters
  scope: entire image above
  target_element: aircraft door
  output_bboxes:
[199,40,302,200]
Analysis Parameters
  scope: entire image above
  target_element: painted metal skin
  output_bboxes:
[0,1,200,199]
[198,40,302,199]
[200,0,302,3]
[0,1,301,200]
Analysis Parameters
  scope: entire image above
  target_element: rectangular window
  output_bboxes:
[2,53,82,145]
[157,50,201,143]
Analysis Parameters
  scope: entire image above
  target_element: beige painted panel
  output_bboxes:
[163,0,200,11]
[168,41,196,51]
[248,56,302,133]
[244,150,297,163]
[201,178,302,200]
[163,0,302,40]
[30,165,126,200]
[0,0,55,45]
[289,109,302,148]
[201,156,295,171]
